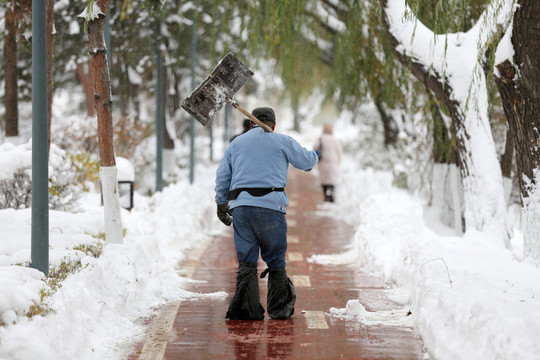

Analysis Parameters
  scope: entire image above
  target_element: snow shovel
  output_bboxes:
[181,52,273,133]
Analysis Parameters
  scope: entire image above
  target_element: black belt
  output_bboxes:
[227,187,285,200]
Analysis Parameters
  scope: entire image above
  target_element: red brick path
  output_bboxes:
[129,168,427,359]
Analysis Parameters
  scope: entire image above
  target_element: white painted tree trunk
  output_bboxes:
[163,148,176,176]
[459,95,508,240]
[100,166,123,244]
[385,0,512,243]
[432,163,464,235]
[523,171,540,264]
[449,164,464,234]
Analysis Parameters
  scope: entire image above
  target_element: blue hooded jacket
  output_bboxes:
[215,126,319,213]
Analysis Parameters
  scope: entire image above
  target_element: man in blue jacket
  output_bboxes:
[215,107,320,320]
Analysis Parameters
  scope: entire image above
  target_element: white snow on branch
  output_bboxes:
[78,2,105,21]
[385,0,515,100]
[301,24,333,53]
[127,66,143,86]
[180,1,195,13]
[69,20,80,35]
[166,14,183,25]
[315,1,346,33]
[494,23,515,77]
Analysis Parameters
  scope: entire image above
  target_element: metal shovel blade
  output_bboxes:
[181,53,254,126]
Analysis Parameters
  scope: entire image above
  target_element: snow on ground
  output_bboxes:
[0,160,227,359]
[325,192,540,360]
[0,94,539,360]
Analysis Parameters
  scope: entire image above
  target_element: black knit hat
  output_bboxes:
[252,107,276,122]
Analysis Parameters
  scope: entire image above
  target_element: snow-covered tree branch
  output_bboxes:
[381,0,515,243]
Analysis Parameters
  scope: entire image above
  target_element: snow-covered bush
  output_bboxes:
[0,266,45,326]
[0,169,32,209]
[67,151,100,192]
[52,114,100,155]
[48,144,84,211]
[0,142,33,209]
[53,113,151,161]
[0,141,84,211]
[113,116,152,158]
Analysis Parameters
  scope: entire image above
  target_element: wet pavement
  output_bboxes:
[129,168,428,359]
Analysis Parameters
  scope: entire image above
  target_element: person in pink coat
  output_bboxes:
[314,123,343,202]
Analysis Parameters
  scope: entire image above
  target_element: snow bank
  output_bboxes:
[350,192,540,360]
[0,164,224,360]
[0,267,44,326]
[0,142,32,180]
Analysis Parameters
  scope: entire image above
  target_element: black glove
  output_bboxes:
[217,202,232,226]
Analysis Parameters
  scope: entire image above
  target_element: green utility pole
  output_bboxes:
[189,5,197,184]
[156,20,164,191]
[31,0,49,276]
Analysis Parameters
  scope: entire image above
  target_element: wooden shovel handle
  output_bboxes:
[227,98,274,133]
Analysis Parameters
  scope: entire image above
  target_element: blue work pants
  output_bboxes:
[231,206,287,268]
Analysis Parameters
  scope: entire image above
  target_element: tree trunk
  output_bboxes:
[4,0,19,137]
[495,0,540,261]
[495,3,540,200]
[162,69,175,151]
[292,109,302,133]
[290,101,301,133]
[428,91,458,165]
[163,125,175,149]
[162,68,175,176]
[427,89,463,233]
[77,63,96,117]
[86,0,122,244]
[169,71,181,119]
[500,124,514,179]
[373,92,399,147]
[88,2,115,167]
[118,56,129,117]
[130,82,141,121]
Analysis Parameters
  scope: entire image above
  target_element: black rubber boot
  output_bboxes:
[261,267,296,319]
[226,262,265,320]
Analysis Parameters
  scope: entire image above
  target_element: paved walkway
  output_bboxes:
[129,168,428,359]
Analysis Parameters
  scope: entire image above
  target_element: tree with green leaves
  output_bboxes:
[235,0,413,145]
